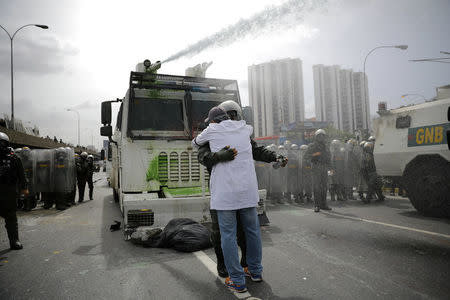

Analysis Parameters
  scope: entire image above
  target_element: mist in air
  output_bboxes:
[163,0,328,63]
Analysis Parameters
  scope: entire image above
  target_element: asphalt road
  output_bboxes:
[1,172,449,300]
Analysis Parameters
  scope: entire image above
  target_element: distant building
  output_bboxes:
[313,64,370,132]
[248,58,305,137]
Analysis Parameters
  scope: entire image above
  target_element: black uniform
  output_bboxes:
[361,152,385,202]
[198,139,277,277]
[0,151,27,248]
[301,152,313,202]
[306,141,331,210]
[76,158,89,202]
[87,160,94,200]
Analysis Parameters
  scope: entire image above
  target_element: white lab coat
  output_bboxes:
[192,120,259,210]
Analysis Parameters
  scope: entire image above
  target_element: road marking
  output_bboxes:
[321,211,450,239]
[194,251,256,299]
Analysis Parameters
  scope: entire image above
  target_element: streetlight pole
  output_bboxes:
[363,45,408,129]
[0,24,49,130]
[67,109,80,146]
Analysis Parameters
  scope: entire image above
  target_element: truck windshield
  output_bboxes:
[128,80,240,138]
[129,89,185,133]
[191,91,239,131]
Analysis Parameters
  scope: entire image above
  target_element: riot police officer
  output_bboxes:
[87,154,94,200]
[76,152,89,203]
[299,144,312,203]
[361,142,385,203]
[306,129,331,212]
[287,143,300,203]
[344,139,358,200]
[275,145,288,204]
[357,141,369,201]
[329,139,346,201]
[0,132,28,249]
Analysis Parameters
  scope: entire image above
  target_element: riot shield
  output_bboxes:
[66,148,77,204]
[34,149,53,193]
[16,148,35,194]
[287,148,299,201]
[53,147,75,193]
[255,161,266,190]
[300,146,313,201]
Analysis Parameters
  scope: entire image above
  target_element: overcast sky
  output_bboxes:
[0,0,449,149]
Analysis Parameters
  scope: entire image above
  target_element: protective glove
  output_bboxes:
[277,155,288,167]
[213,146,237,162]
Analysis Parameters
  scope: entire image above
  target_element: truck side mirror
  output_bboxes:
[101,101,112,125]
[100,125,112,137]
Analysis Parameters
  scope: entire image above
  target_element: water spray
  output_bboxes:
[163,0,327,64]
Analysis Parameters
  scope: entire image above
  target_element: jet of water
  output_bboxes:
[163,0,327,64]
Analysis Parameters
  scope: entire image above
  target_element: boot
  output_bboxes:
[7,223,23,250]
[89,189,93,200]
[214,247,228,278]
[10,240,23,250]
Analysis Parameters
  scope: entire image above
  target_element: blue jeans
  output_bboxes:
[217,207,263,285]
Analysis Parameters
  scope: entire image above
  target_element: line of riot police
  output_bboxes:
[13,148,96,211]
[254,130,385,212]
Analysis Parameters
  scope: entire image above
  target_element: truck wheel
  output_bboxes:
[404,156,450,217]
[113,188,119,203]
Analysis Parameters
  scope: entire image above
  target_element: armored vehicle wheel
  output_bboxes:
[403,155,450,217]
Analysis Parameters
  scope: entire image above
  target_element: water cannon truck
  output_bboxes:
[100,60,267,236]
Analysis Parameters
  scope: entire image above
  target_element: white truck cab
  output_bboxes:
[100,61,267,233]
[373,85,450,217]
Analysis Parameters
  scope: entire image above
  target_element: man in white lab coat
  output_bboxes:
[192,107,262,293]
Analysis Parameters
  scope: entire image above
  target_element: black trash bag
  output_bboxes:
[140,218,212,252]
[170,223,212,252]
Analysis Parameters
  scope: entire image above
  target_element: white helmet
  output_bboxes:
[299,144,308,151]
[278,145,285,150]
[0,132,9,142]
[218,100,242,120]
[364,141,374,153]
[368,136,376,142]
[80,152,88,158]
[291,144,299,150]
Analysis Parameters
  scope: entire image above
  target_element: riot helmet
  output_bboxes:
[299,144,308,151]
[218,100,242,120]
[278,145,285,151]
[330,139,341,151]
[359,141,366,148]
[291,144,299,150]
[368,136,376,142]
[23,146,30,150]
[15,148,23,154]
[80,152,88,159]
[87,154,94,162]
[314,129,327,143]
[363,142,374,153]
[0,132,10,155]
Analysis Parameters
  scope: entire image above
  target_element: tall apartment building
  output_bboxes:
[313,64,370,133]
[248,58,305,137]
